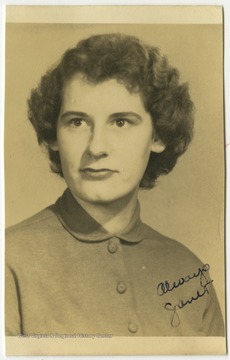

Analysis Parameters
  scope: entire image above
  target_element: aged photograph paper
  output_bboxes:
[4,5,226,355]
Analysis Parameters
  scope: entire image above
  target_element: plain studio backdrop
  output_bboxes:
[5,23,225,316]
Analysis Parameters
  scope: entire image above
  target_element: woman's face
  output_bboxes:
[52,74,165,205]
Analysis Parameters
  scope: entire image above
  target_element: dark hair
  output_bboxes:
[28,33,194,189]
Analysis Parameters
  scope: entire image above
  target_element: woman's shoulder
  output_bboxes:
[140,221,204,272]
[5,204,61,259]
[6,205,57,235]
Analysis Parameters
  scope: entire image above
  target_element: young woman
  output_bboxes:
[5,33,224,336]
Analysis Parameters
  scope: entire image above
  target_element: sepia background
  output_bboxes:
[5,22,225,319]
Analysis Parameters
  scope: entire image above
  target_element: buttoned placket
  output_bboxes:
[106,236,143,335]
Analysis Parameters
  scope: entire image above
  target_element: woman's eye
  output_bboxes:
[70,118,84,127]
[115,119,127,127]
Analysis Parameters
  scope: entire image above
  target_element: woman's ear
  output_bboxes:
[151,137,166,153]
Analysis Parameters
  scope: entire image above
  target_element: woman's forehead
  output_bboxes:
[61,75,147,115]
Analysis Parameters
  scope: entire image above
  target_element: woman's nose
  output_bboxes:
[86,125,109,158]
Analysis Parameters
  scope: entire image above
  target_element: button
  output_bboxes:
[108,241,118,254]
[128,322,138,334]
[116,281,127,294]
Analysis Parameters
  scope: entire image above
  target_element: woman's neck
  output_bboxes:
[73,189,139,234]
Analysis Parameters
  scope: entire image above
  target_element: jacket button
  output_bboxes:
[116,281,127,294]
[108,241,118,254]
[128,322,138,333]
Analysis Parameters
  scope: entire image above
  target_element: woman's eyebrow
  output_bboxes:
[110,112,142,121]
[60,111,89,120]
[60,111,143,122]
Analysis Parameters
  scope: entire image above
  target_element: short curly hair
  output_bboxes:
[28,33,194,189]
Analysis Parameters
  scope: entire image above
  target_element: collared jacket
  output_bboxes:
[5,189,224,336]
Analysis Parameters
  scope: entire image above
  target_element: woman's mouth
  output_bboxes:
[80,168,118,180]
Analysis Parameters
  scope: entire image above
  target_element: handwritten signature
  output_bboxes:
[156,263,213,327]
[157,263,210,296]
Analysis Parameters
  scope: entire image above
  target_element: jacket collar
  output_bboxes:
[55,188,145,243]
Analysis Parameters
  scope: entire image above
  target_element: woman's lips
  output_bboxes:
[80,168,118,180]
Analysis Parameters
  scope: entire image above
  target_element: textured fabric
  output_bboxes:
[5,188,224,336]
